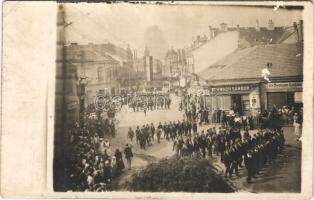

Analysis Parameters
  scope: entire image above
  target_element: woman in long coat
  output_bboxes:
[114,149,125,174]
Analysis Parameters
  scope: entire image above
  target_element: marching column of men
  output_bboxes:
[127,120,285,184]
[221,129,285,183]
[127,94,172,112]
[127,120,197,150]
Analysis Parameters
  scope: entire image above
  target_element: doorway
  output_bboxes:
[231,94,243,115]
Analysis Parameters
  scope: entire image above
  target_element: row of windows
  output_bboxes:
[97,67,118,82]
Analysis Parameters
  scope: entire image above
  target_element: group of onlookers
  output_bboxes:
[258,105,303,139]
[64,113,133,191]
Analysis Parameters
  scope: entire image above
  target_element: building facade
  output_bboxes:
[186,31,239,73]
[199,42,303,117]
[65,47,121,105]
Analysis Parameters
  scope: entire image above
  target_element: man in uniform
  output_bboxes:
[157,122,163,130]
[150,123,155,141]
[145,124,151,146]
[223,148,231,177]
[135,126,141,144]
[128,127,134,142]
[199,131,207,158]
[177,120,183,138]
[156,127,162,143]
[124,144,133,170]
[164,122,169,140]
[244,149,254,183]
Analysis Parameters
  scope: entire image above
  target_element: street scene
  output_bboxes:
[53,4,303,193]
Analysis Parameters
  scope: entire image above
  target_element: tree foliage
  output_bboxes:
[126,157,234,192]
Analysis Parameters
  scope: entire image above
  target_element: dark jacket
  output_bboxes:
[124,146,133,159]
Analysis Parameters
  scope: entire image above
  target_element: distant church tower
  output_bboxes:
[144,45,150,57]
[126,45,133,68]
[143,45,153,81]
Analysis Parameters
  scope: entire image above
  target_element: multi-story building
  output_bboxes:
[186,20,302,74]
[143,46,163,81]
[65,47,121,105]
[66,42,134,69]
[199,42,303,116]
[186,31,240,74]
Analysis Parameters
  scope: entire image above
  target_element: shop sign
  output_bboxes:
[266,82,302,90]
[211,85,251,93]
[249,90,260,109]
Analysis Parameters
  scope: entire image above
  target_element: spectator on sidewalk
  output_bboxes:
[293,112,301,141]
[115,149,125,175]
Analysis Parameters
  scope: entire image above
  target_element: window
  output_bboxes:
[97,67,104,82]
[212,95,231,111]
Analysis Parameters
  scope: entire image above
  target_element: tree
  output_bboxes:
[126,157,234,192]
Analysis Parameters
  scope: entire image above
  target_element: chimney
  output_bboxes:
[209,25,215,39]
[268,19,274,31]
[220,22,228,32]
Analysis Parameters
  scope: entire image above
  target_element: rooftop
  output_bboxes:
[66,49,119,64]
[198,43,303,82]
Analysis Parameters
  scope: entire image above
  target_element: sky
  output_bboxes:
[64,3,302,59]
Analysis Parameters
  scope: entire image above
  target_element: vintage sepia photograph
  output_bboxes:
[53,3,304,193]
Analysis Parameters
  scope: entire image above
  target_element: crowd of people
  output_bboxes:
[259,105,303,131]
[82,111,117,138]
[64,88,302,191]
[64,112,134,191]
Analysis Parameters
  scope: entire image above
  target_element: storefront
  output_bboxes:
[210,84,261,116]
[263,81,303,110]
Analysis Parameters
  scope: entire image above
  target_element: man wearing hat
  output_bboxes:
[128,127,134,142]
[124,144,133,170]
[244,149,254,183]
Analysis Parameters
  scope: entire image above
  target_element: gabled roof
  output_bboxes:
[198,47,256,80]
[199,43,303,82]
